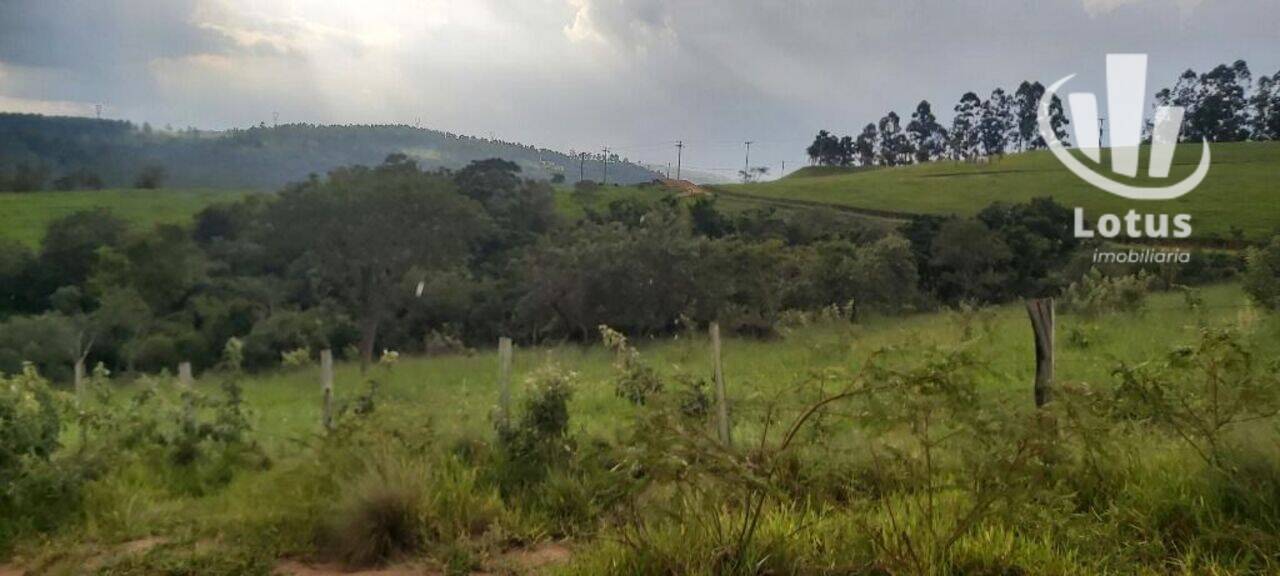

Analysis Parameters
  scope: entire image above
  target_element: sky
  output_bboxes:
[0,0,1277,179]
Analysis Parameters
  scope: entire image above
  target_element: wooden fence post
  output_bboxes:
[710,322,732,447]
[320,349,334,431]
[73,358,85,405]
[498,337,513,428]
[1026,298,1055,408]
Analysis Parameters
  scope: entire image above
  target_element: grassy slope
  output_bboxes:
[725,141,1280,241]
[220,283,1263,456]
[0,188,249,247]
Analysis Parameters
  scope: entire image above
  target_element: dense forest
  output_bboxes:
[0,114,661,191]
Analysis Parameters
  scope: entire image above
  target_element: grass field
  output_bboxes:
[0,188,251,247]
[215,283,1267,456]
[723,141,1280,241]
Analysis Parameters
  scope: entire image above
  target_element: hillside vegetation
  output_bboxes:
[730,141,1280,241]
[0,113,660,191]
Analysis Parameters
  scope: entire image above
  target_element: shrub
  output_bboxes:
[280,347,311,367]
[600,325,662,405]
[328,456,426,567]
[1244,236,1280,310]
[0,363,61,483]
[1111,328,1280,469]
[0,364,69,547]
[496,363,576,490]
[1061,268,1154,316]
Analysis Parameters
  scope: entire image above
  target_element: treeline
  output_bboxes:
[808,60,1280,168]
[0,114,660,192]
[0,156,1241,379]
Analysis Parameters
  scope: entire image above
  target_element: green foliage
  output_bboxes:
[0,364,61,487]
[1244,236,1280,310]
[1112,328,1280,468]
[1062,268,1155,316]
[495,364,576,491]
[600,325,663,405]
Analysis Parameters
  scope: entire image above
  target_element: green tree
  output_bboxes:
[906,100,947,162]
[36,209,127,296]
[1243,236,1280,310]
[877,111,911,166]
[854,124,878,166]
[262,156,488,369]
[979,88,1014,157]
[929,218,1011,303]
[950,92,983,160]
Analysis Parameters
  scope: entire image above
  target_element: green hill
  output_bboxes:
[728,141,1280,242]
[0,188,247,247]
[0,113,661,191]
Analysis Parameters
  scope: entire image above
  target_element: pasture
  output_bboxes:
[724,141,1280,241]
[0,188,249,247]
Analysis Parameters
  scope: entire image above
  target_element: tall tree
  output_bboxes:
[877,112,910,166]
[806,130,839,165]
[950,92,983,160]
[1193,60,1252,142]
[1013,81,1045,150]
[979,88,1014,157]
[907,100,947,163]
[1250,71,1280,140]
[1159,62,1253,142]
[854,124,878,167]
[261,155,489,370]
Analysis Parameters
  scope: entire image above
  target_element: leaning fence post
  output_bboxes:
[1026,298,1055,408]
[73,357,85,405]
[710,322,732,447]
[497,337,514,428]
[320,349,334,431]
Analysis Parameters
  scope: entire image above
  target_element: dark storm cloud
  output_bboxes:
[0,0,231,69]
[0,0,1276,173]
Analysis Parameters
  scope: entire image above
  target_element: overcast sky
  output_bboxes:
[1,0,1277,178]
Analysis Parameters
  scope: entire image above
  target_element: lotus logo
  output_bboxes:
[1038,54,1210,200]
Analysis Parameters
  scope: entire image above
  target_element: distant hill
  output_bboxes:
[0,113,662,191]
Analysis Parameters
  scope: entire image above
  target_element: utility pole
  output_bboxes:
[273,111,279,128]
[579,152,586,182]
[780,160,785,176]
[601,147,610,185]
[743,141,753,182]
[1098,117,1106,148]
[675,140,684,181]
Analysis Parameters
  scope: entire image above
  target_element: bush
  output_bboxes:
[600,325,662,405]
[0,364,67,547]
[328,456,426,567]
[1244,236,1280,310]
[1061,268,1154,316]
[496,364,576,490]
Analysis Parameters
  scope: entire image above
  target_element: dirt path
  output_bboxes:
[274,542,573,576]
